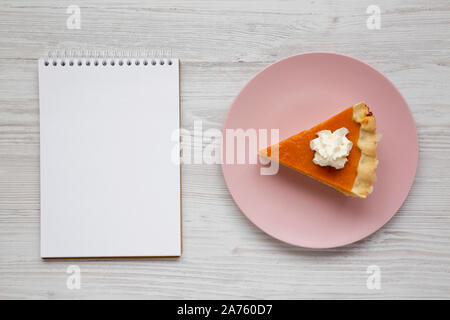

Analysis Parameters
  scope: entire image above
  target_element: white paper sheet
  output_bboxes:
[39,58,181,258]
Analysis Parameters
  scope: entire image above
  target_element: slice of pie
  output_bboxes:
[258,102,379,198]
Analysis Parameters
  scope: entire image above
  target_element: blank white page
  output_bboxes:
[39,58,181,258]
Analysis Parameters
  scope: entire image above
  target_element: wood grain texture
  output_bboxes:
[1,0,450,299]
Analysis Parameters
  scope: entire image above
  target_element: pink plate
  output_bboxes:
[222,52,418,248]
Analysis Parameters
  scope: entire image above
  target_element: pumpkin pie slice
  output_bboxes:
[259,102,379,198]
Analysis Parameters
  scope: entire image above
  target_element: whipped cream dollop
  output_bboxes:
[310,127,353,169]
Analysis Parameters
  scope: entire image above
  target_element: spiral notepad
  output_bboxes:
[39,53,181,258]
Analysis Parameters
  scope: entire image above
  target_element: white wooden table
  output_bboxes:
[1,0,449,299]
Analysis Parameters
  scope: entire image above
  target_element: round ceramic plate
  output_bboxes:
[222,52,418,248]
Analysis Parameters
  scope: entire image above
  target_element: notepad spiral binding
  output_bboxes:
[42,49,174,67]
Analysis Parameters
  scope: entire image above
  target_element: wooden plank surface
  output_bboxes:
[0,0,449,299]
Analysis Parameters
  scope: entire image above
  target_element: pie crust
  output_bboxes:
[351,102,379,198]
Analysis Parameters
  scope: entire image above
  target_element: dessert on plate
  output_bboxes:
[258,102,379,198]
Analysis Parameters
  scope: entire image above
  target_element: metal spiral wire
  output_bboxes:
[42,48,174,66]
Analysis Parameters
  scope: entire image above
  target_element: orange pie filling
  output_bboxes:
[259,102,379,198]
